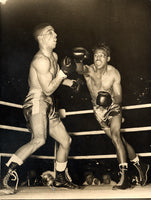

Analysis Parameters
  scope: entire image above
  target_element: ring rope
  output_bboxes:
[1,152,151,160]
[66,109,93,115]
[70,126,151,136]
[0,101,23,108]
[0,125,29,133]
[0,153,55,160]
[1,101,151,113]
[1,101,151,160]
[1,125,151,135]
[68,152,151,159]
[66,103,151,116]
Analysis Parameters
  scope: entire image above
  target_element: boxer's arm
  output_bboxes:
[62,79,75,87]
[62,78,83,94]
[82,65,90,74]
[112,70,122,105]
[72,47,89,75]
[33,57,66,96]
[60,56,82,89]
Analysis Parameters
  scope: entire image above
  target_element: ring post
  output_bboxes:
[53,141,58,178]
[0,155,2,189]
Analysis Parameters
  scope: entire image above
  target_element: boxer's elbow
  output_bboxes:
[43,86,58,96]
[43,87,53,96]
[42,77,63,96]
[44,91,52,96]
[112,95,122,105]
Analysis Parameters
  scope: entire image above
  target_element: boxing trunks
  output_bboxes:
[23,89,60,131]
[93,103,122,128]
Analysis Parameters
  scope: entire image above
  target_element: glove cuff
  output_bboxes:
[71,81,78,90]
[58,70,67,79]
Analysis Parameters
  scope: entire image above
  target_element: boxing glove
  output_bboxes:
[71,78,84,93]
[96,91,112,108]
[41,171,54,186]
[61,56,73,75]
[72,47,89,63]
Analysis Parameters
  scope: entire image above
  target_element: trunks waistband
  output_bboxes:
[23,89,53,108]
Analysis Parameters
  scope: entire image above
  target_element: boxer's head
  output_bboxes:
[92,42,110,57]
[33,23,51,41]
[92,43,111,69]
[33,23,57,49]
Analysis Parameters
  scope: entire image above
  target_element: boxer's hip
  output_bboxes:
[23,89,54,118]
[93,104,121,128]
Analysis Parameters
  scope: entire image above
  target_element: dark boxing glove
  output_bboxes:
[96,91,112,108]
[61,56,73,75]
[71,78,84,93]
[72,47,89,63]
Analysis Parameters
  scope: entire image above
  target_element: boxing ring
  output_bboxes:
[0,100,151,199]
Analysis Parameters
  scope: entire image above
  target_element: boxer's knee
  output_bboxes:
[31,136,46,149]
[61,136,72,150]
[111,128,121,145]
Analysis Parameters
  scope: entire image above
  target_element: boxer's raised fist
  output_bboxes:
[61,56,73,75]
[72,47,89,63]
[96,91,112,108]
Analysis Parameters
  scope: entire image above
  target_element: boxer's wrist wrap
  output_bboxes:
[71,81,78,90]
[58,70,67,79]
[6,154,23,167]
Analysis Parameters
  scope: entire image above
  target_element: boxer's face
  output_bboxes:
[94,49,110,69]
[40,25,57,49]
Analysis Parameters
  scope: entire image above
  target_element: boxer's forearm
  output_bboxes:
[44,71,66,96]
[62,79,74,87]
[112,95,122,105]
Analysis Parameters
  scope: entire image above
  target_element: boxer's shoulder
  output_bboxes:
[107,65,121,79]
[31,54,50,71]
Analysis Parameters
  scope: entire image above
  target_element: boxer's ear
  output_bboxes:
[107,56,110,62]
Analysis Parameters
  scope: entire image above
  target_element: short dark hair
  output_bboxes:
[33,23,50,40]
[92,42,110,57]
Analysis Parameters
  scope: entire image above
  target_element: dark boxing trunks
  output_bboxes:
[93,103,122,128]
[23,89,60,131]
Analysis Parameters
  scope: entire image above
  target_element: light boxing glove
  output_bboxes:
[41,171,54,186]
[96,91,112,108]
[72,47,89,63]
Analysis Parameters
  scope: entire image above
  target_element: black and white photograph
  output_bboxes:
[0,0,151,199]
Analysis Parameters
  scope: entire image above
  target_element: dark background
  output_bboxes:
[0,0,151,185]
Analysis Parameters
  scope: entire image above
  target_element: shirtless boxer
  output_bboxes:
[73,44,150,189]
[2,23,79,193]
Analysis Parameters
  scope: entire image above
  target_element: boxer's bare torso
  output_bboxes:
[28,51,59,92]
[84,64,121,105]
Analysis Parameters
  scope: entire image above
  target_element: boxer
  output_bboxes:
[73,43,150,189]
[2,23,79,194]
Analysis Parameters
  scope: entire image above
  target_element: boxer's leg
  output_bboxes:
[104,115,131,189]
[15,113,47,160]
[131,156,149,186]
[49,119,79,189]
[121,136,150,186]
[49,120,71,162]
[108,115,127,164]
[3,112,47,193]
